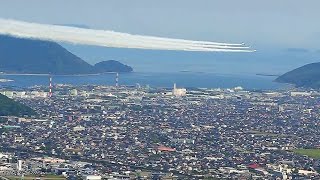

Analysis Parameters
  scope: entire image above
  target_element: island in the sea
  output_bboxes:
[0,35,133,75]
[94,60,133,73]
[256,73,279,77]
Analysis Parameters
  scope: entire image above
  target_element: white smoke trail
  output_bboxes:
[0,18,255,52]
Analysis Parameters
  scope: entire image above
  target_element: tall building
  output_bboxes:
[84,175,102,180]
[115,72,119,87]
[48,76,53,98]
[17,160,23,171]
[172,83,187,96]
[278,105,285,112]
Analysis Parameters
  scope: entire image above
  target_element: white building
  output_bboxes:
[84,175,102,180]
[70,89,78,96]
[73,126,85,132]
[15,91,26,98]
[233,86,244,91]
[2,91,14,98]
[172,83,187,96]
[31,91,48,98]
[0,153,9,159]
[290,91,311,96]
[17,160,23,171]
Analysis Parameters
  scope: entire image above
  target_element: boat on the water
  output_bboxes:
[0,79,14,82]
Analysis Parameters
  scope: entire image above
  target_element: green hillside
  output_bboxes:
[0,94,36,116]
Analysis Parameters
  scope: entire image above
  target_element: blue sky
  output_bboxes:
[1,0,319,48]
[0,0,319,73]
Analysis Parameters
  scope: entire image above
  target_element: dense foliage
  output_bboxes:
[0,94,36,116]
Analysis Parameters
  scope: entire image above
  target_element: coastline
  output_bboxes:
[0,72,286,90]
[0,71,131,77]
[0,79,14,82]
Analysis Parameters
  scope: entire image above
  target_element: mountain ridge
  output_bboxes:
[276,62,320,88]
[0,35,133,75]
[94,60,133,73]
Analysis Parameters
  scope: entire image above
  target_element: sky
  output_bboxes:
[0,0,319,73]
[1,0,319,48]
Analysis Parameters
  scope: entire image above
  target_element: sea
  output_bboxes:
[0,72,288,90]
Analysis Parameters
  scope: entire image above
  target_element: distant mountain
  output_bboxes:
[276,62,320,88]
[0,94,36,116]
[94,60,133,73]
[0,35,133,75]
[0,35,95,74]
[286,48,309,53]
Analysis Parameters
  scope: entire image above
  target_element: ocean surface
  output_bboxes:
[0,72,288,90]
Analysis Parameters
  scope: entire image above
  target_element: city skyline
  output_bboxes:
[1,1,320,179]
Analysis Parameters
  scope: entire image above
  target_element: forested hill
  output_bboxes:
[0,94,36,116]
[276,62,320,88]
[0,35,133,74]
